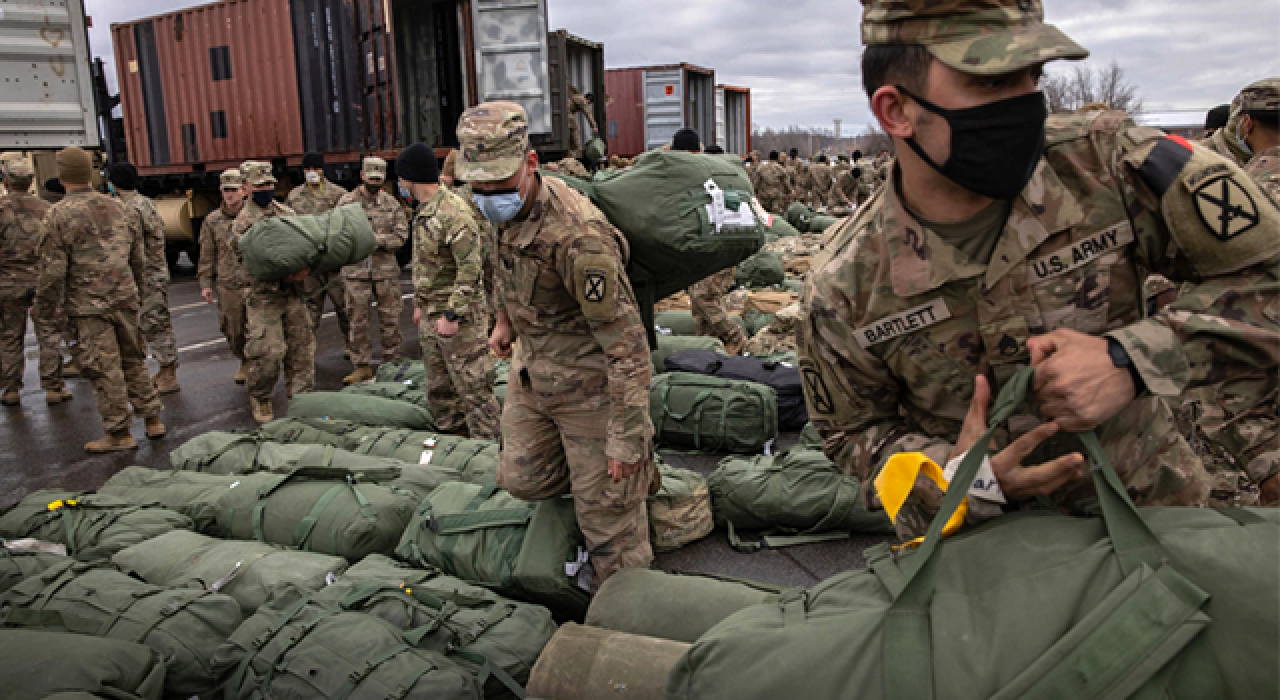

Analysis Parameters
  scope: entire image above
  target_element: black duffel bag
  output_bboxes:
[664,349,807,430]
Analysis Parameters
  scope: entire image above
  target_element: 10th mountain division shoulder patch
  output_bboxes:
[583,270,607,303]
[1193,174,1260,241]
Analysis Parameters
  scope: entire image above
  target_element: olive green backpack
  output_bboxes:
[650,372,778,453]
[0,490,192,562]
[734,250,785,288]
[169,431,413,476]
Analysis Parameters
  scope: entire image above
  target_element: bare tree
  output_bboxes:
[1042,59,1144,115]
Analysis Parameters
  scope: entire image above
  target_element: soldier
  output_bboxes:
[235,161,313,423]
[800,0,1280,541]
[808,154,836,208]
[463,101,656,590]
[672,127,701,153]
[1203,104,1230,139]
[688,267,745,354]
[35,147,165,451]
[567,85,599,158]
[786,147,811,207]
[287,151,351,357]
[197,169,252,383]
[109,164,180,394]
[1200,80,1273,168]
[0,161,71,407]
[397,143,502,440]
[829,161,864,210]
[338,157,409,384]
[754,151,794,215]
[1237,79,1280,202]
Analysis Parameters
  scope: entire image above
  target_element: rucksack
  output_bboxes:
[239,202,376,281]
[0,559,242,698]
[112,529,347,615]
[375,358,427,388]
[650,372,778,453]
[0,629,167,700]
[734,250,785,288]
[0,541,70,595]
[0,490,192,562]
[288,391,436,431]
[650,335,725,375]
[585,568,782,644]
[100,466,242,532]
[648,462,715,552]
[784,202,839,233]
[664,349,808,429]
[653,309,699,336]
[341,381,433,410]
[169,432,412,478]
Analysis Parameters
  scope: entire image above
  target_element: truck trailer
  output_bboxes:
[604,63,715,157]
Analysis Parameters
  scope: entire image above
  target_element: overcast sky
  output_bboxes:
[87,0,1279,133]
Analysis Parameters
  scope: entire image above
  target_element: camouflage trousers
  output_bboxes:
[70,308,162,433]
[31,303,66,391]
[140,286,178,367]
[346,278,402,366]
[420,310,501,440]
[0,297,30,393]
[303,271,350,354]
[497,367,655,592]
[216,285,249,362]
[689,267,744,350]
[245,292,315,403]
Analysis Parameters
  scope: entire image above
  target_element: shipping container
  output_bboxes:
[111,0,599,187]
[715,84,750,156]
[0,0,100,148]
[604,63,715,157]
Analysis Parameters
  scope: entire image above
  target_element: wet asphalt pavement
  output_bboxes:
[0,263,892,588]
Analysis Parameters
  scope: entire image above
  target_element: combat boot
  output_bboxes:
[153,363,180,394]
[85,430,137,453]
[343,365,373,385]
[250,397,274,424]
[234,362,248,384]
[46,389,73,405]
[1,389,20,406]
[144,415,166,439]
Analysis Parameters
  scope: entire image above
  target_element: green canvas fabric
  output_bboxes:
[585,568,781,644]
[169,432,410,478]
[654,309,698,336]
[395,483,590,617]
[767,213,802,237]
[708,448,893,552]
[211,467,418,561]
[341,382,433,410]
[238,202,376,281]
[101,467,241,533]
[741,309,775,337]
[668,368,1279,700]
[798,421,824,449]
[650,372,778,453]
[0,559,242,698]
[287,391,437,431]
[0,629,167,700]
[784,203,839,233]
[734,250,785,289]
[0,544,69,594]
[375,358,427,389]
[112,529,347,615]
[0,490,192,562]
[651,335,725,375]
[211,583,481,700]
[648,462,715,553]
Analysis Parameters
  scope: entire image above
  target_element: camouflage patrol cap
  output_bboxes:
[241,161,276,186]
[3,160,34,179]
[362,156,387,181]
[861,0,1088,76]
[1238,77,1280,114]
[455,101,530,182]
[220,168,245,189]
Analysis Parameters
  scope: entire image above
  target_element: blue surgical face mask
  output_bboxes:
[473,166,527,224]
[107,183,117,196]
[398,183,413,202]
[1235,118,1254,157]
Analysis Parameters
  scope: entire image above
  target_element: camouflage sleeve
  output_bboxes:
[486,237,506,319]
[138,200,168,285]
[410,213,431,308]
[127,213,149,299]
[33,215,67,320]
[284,187,302,209]
[445,211,485,313]
[197,214,217,289]
[382,202,409,252]
[559,221,654,463]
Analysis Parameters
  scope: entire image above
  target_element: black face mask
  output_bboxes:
[365,182,382,195]
[897,86,1048,200]
[251,190,274,208]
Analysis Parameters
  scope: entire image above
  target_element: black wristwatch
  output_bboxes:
[443,309,459,322]
[1106,337,1145,395]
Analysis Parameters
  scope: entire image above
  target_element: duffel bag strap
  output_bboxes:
[724,520,849,553]
[453,648,527,699]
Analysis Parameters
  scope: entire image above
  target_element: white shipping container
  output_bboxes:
[0,0,99,148]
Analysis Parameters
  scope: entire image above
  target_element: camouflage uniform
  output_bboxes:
[412,184,501,439]
[118,190,177,368]
[197,193,251,362]
[34,189,161,432]
[1245,146,1280,204]
[807,160,836,209]
[787,158,812,208]
[754,160,793,215]
[801,0,1280,539]
[459,102,655,590]
[286,178,351,349]
[742,302,801,356]
[0,182,54,396]
[688,266,745,351]
[567,85,598,157]
[339,180,409,366]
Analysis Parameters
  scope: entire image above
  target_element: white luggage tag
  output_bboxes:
[704,179,757,234]
[419,437,438,466]
[943,450,1007,504]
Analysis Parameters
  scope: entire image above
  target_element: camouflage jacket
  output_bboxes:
[831,169,860,207]
[339,187,408,280]
[0,192,50,300]
[800,111,1280,539]
[35,189,146,318]
[754,162,793,201]
[286,180,347,216]
[491,175,653,463]
[118,191,168,294]
[232,199,300,299]
[1199,126,1250,169]
[788,161,811,193]
[197,204,251,290]
[808,162,836,202]
[1244,145,1280,205]
[412,185,487,317]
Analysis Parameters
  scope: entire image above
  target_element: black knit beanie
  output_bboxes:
[302,152,324,170]
[395,144,439,184]
[672,128,701,152]
[109,162,139,191]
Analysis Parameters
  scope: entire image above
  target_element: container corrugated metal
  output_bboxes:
[291,0,363,155]
[545,29,605,154]
[605,63,714,157]
[717,84,749,155]
[604,67,643,157]
[0,0,100,148]
[470,0,552,137]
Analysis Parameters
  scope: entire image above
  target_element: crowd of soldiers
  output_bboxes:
[1,0,1278,590]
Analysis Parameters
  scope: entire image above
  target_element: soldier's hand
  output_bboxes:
[608,457,643,483]
[413,307,423,327]
[201,288,216,305]
[435,317,459,338]
[1262,473,1280,506]
[951,376,1084,502]
[489,313,514,358]
[1028,329,1136,432]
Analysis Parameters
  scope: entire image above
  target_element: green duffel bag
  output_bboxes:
[375,358,427,388]
[317,554,556,699]
[741,308,774,337]
[494,359,510,406]
[0,559,242,698]
[708,448,893,551]
[650,372,777,453]
[585,568,781,644]
[654,309,698,336]
[651,335,725,375]
[0,491,191,562]
[170,431,410,477]
[669,368,1280,700]
[784,202,839,234]
[211,466,417,561]
[212,583,481,700]
[288,391,437,431]
[798,421,824,449]
[112,529,347,615]
[767,212,802,238]
[238,202,376,281]
[341,381,432,410]
[0,629,167,700]
[396,483,590,617]
[735,249,785,288]
[648,462,714,553]
[99,466,241,532]
[0,541,69,594]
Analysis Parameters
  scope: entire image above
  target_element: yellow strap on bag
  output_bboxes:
[873,453,967,548]
[46,499,78,511]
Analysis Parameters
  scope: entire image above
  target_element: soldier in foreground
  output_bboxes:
[35,148,165,451]
[1237,80,1280,202]
[197,169,251,383]
[398,143,501,440]
[287,151,351,358]
[800,0,1280,541]
[463,102,656,590]
[338,158,408,384]
[234,162,312,423]
[110,164,180,394]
